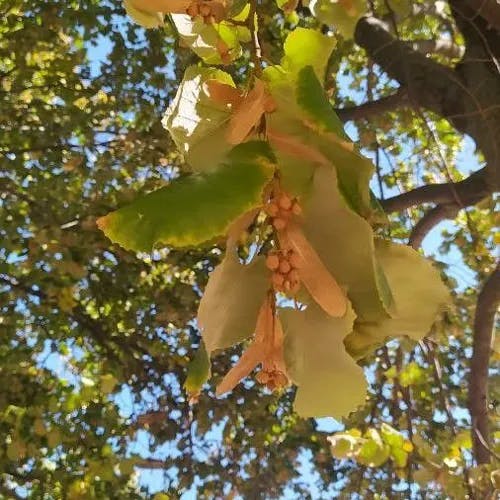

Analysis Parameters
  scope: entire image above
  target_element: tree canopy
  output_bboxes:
[0,0,498,498]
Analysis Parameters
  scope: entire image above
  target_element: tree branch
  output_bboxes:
[135,411,168,428]
[408,204,461,249]
[469,263,500,464]
[462,0,500,31]
[335,88,409,122]
[354,16,471,136]
[405,39,465,59]
[381,167,491,213]
[379,167,493,248]
[135,458,171,469]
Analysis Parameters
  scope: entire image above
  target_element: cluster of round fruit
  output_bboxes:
[255,368,289,391]
[264,192,302,231]
[186,0,225,24]
[266,249,301,295]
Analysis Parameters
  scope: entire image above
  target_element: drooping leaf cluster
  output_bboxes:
[99,8,449,421]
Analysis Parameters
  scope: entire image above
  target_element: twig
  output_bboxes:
[408,203,462,249]
[335,88,409,123]
[381,167,491,213]
[247,0,262,76]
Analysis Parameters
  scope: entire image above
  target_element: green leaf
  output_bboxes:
[265,62,374,216]
[184,343,211,397]
[281,302,366,418]
[296,66,347,138]
[290,65,375,215]
[329,433,361,459]
[172,16,245,65]
[306,0,366,38]
[280,28,335,81]
[197,250,269,353]
[399,361,425,387]
[162,65,234,172]
[98,142,274,252]
[100,374,118,394]
[301,165,394,321]
[380,423,412,467]
[358,428,391,467]
[345,240,450,358]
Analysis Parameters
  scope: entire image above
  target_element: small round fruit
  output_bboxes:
[279,260,291,274]
[288,252,301,269]
[278,194,292,210]
[273,218,287,230]
[266,254,280,271]
[272,273,285,287]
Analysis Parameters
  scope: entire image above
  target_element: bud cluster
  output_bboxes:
[255,369,289,391]
[264,191,301,231]
[186,0,225,24]
[266,249,301,295]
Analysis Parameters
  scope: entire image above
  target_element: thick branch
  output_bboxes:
[381,167,490,213]
[409,204,461,249]
[381,167,492,248]
[469,263,500,464]
[406,39,464,59]
[354,16,470,136]
[335,88,409,122]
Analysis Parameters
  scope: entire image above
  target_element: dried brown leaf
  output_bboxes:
[227,80,268,145]
[215,342,262,395]
[216,296,272,395]
[204,80,243,107]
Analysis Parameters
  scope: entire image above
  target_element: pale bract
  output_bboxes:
[281,302,366,418]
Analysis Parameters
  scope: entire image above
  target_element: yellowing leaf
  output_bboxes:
[197,250,269,353]
[100,374,118,394]
[346,240,450,358]
[281,302,366,418]
[98,142,274,252]
[306,0,366,38]
[280,28,335,81]
[301,165,394,321]
[227,80,269,144]
[163,65,234,171]
[58,287,76,312]
[184,343,211,398]
[172,16,244,65]
[123,0,164,27]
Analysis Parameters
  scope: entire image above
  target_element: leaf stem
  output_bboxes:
[248,0,262,77]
